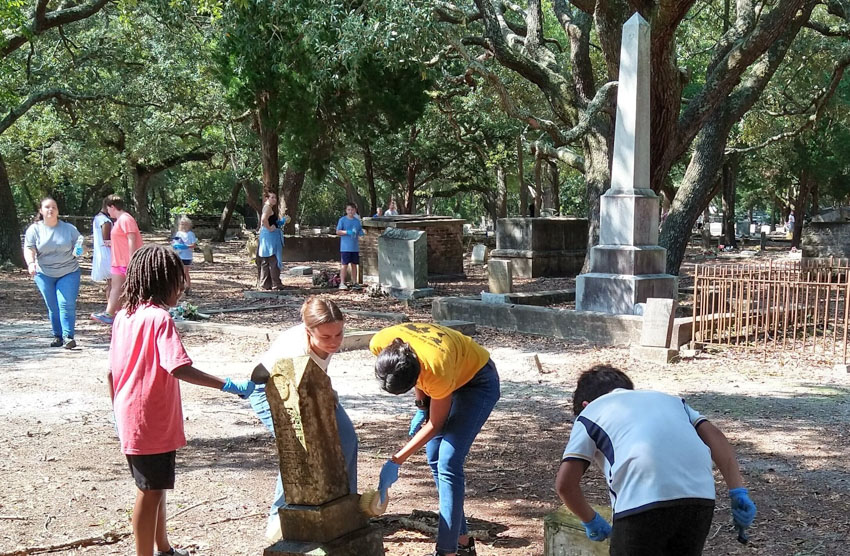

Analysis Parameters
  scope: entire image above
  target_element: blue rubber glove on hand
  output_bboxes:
[729,487,756,528]
[222,378,255,399]
[408,409,428,436]
[377,460,400,504]
[581,512,612,542]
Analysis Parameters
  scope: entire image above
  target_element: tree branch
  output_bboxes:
[136,149,215,176]
[1,0,110,59]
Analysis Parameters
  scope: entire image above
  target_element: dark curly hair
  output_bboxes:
[375,338,421,394]
[572,365,634,416]
[123,245,185,315]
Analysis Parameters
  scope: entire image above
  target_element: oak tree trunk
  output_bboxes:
[256,98,279,196]
[215,178,244,242]
[280,167,305,235]
[496,165,508,218]
[363,140,377,215]
[517,136,527,216]
[0,153,25,267]
[132,170,153,231]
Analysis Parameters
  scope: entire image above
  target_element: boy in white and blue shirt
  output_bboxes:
[335,202,363,290]
[556,365,756,555]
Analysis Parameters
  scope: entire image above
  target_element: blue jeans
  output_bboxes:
[426,360,500,553]
[34,269,81,339]
[248,384,358,518]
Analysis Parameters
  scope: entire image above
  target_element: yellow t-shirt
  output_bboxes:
[369,323,490,399]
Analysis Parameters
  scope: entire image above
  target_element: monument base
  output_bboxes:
[381,285,435,300]
[279,494,366,543]
[630,345,679,365]
[264,523,384,556]
[575,273,677,315]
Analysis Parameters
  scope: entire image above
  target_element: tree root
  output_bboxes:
[0,530,131,555]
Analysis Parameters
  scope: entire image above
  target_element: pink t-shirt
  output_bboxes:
[109,303,192,455]
[111,213,142,267]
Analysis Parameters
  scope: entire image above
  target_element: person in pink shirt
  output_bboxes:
[108,244,254,556]
[92,194,143,325]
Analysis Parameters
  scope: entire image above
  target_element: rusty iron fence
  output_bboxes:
[692,258,850,364]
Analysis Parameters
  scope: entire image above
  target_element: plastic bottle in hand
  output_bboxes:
[74,236,84,256]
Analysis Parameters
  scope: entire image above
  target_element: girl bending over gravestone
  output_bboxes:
[369,323,500,556]
[247,296,357,543]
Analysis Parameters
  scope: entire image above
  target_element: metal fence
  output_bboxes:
[692,258,850,364]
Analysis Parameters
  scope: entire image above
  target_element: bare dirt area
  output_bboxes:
[1,234,848,555]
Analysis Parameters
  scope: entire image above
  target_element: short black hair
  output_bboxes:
[123,245,185,315]
[374,338,421,394]
[345,202,357,210]
[572,365,634,416]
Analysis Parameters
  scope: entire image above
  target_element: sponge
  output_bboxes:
[359,489,389,517]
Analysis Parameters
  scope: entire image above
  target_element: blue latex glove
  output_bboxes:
[581,512,612,542]
[348,229,357,236]
[377,460,400,504]
[222,378,255,399]
[729,487,756,528]
[408,409,428,436]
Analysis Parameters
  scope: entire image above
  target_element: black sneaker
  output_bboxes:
[63,338,77,349]
[457,538,476,556]
[50,336,63,347]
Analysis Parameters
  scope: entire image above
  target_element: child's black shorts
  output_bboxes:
[126,451,176,490]
[610,502,714,556]
[340,251,360,265]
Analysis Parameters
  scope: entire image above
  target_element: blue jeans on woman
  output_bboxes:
[34,269,81,340]
[248,385,358,519]
[425,360,500,554]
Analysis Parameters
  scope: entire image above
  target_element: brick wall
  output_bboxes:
[361,216,465,278]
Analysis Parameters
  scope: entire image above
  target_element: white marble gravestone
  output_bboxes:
[575,13,677,315]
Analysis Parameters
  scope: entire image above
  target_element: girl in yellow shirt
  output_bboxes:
[369,323,500,556]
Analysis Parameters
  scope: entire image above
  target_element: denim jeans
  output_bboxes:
[34,269,81,339]
[248,384,358,519]
[425,360,500,553]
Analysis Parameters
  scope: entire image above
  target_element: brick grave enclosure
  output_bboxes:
[361,215,465,280]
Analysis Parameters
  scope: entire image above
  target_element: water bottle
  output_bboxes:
[74,236,84,257]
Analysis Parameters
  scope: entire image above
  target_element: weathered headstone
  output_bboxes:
[760,231,767,250]
[471,243,488,264]
[377,228,434,299]
[544,506,611,556]
[202,244,214,263]
[490,217,588,278]
[488,259,513,294]
[575,14,676,314]
[631,298,678,364]
[265,356,383,556]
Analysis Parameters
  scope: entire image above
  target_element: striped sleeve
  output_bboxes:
[562,418,596,463]
[682,399,708,428]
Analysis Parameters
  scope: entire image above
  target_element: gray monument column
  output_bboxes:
[575,13,677,314]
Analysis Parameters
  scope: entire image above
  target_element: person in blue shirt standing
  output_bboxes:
[336,202,363,290]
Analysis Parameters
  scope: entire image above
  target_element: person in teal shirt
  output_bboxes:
[335,202,363,290]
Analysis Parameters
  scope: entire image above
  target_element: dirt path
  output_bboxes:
[1,237,848,555]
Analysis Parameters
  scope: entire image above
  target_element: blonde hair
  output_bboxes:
[179,216,193,229]
[301,296,344,329]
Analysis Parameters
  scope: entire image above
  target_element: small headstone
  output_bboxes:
[289,265,313,276]
[202,244,214,263]
[639,298,676,348]
[544,505,611,556]
[760,232,767,250]
[378,228,427,290]
[488,259,513,294]
[528,353,543,373]
[736,220,750,237]
[471,243,488,264]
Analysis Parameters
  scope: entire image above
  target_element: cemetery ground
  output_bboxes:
[1,235,848,556]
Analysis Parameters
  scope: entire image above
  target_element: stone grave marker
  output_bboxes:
[631,297,678,364]
[488,259,513,294]
[378,228,434,299]
[471,243,488,264]
[265,356,383,556]
[544,505,611,556]
[289,266,313,276]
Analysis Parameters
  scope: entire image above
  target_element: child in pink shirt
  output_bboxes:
[108,244,254,556]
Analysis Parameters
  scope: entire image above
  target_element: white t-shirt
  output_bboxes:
[257,323,332,373]
[562,389,715,518]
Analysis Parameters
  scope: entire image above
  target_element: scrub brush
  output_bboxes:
[359,489,389,517]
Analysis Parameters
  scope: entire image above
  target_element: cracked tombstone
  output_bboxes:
[264,356,383,556]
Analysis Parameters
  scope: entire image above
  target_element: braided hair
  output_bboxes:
[123,244,185,315]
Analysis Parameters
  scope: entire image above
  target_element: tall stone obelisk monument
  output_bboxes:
[575,13,677,314]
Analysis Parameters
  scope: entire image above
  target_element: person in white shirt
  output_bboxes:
[246,296,357,543]
[555,365,756,555]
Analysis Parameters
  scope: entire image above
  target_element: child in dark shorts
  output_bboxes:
[108,245,254,556]
[335,202,363,289]
[555,365,757,556]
